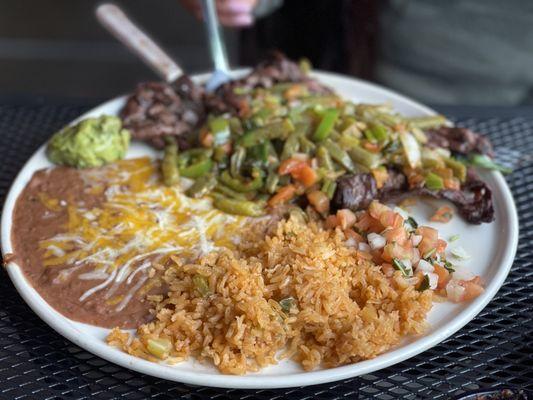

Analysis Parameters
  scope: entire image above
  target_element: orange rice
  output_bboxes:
[108,216,433,374]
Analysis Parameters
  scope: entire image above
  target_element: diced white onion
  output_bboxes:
[452,267,475,281]
[446,279,465,302]
[451,246,471,260]
[426,272,439,290]
[411,234,422,247]
[367,233,386,250]
[406,277,419,286]
[399,131,421,168]
[402,259,413,276]
[358,242,371,252]
[411,248,421,266]
[417,259,434,273]
[345,237,357,247]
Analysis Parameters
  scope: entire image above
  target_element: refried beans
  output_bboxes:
[10,158,247,328]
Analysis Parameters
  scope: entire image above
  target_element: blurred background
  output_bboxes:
[1,0,532,105]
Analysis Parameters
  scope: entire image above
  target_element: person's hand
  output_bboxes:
[180,0,258,27]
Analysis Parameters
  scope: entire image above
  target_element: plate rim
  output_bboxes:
[0,71,519,389]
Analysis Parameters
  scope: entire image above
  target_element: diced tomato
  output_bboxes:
[199,128,214,147]
[355,212,383,233]
[268,185,296,207]
[436,239,447,254]
[431,206,454,223]
[324,215,338,229]
[307,190,330,214]
[434,167,454,179]
[406,170,425,188]
[459,278,484,301]
[357,250,374,260]
[383,227,408,245]
[417,226,438,241]
[278,158,307,175]
[381,242,406,262]
[337,209,356,230]
[416,226,439,256]
[410,247,421,266]
[371,249,384,264]
[284,84,305,100]
[381,263,395,277]
[345,228,365,243]
[278,158,317,187]
[363,142,380,152]
[369,201,390,219]
[433,264,450,289]
[291,164,318,187]
[444,177,461,190]
[470,276,482,285]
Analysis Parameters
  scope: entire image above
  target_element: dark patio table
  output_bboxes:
[0,99,532,399]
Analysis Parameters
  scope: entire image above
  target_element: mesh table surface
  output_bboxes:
[0,102,531,400]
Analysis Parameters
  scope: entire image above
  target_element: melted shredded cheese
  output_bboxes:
[40,157,247,308]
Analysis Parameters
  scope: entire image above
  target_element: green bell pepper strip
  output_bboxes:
[406,115,447,129]
[186,174,217,198]
[265,170,280,194]
[209,117,231,145]
[179,158,213,179]
[313,109,340,141]
[321,178,337,200]
[219,168,263,192]
[213,183,250,200]
[213,196,265,217]
[281,130,301,160]
[339,133,360,149]
[161,140,179,186]
[349,146,381,169]
[317,146,334,171]
[369,123,388,142]
[238,119,295,148]
[425,172,444,190]
[230,146,246,178]
[444,157,467,182]
[323,139,356,173]
[299,136,316,154]
[229,117,244,136]
[363,128,376,142]
[177,148,212,168]
[468,153,512,174]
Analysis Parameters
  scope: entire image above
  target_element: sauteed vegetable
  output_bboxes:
[158,74,504,223]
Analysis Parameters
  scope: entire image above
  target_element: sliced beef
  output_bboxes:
[332,169,494,224]
[208,51,332,114]
[120,76,205,149]
[426,126,494,157]
[378,169,409,199]
[331,173,377,212]
[440,171,494,224]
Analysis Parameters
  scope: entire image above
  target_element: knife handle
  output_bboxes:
[96,3,183,83]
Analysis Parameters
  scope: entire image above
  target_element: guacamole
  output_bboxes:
[47,115,130,168]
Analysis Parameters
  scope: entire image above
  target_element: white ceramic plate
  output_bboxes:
[1,71,519,389]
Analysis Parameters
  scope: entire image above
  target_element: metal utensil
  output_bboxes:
[96,3,183,83]
[200,0,232,91]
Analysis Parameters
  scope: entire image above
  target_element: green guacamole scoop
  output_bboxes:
[47,115,130,168]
